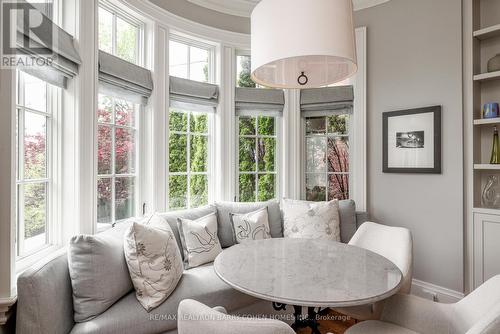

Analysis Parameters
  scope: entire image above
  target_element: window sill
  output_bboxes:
[15,244,66,276]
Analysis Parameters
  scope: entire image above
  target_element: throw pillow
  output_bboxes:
[282,199,341,241]
[177,213,223,269]
[230,207,271,243]
[124,221,184,312]
[68,222,133,322]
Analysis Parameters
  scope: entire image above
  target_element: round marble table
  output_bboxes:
[214,238,402,309]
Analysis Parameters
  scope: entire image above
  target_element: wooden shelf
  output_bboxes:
[474,118,500,125]
[474,24,500,40]
[474,164,500,170]
[474,71,500,82]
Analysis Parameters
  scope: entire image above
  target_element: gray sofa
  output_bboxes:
[16,200,367,334]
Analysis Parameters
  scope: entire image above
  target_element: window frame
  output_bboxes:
[96,95,141,227]
[98,0,145,66]
[235,115,282,202]
[167,109,214,210]
[303,114,351,202]
[169,34,216,84]
[15,71,62,262]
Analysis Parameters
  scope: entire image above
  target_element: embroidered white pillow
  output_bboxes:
[177,213,223,269]
[230,207,271,243]
[282,199,341,241]
[124,221,183,312]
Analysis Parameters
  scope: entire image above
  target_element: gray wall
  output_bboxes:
[148,0,250,34]
[354,0,464,292]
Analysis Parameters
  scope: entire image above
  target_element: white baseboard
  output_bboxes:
[411,279,464,303]
[0,296,17,325]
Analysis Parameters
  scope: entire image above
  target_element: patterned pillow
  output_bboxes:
[230,207,271,243]
[123,221,184,312]
[282,199,341,241]
[177,213,223,269]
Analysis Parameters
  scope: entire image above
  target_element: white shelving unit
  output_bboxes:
[465,0,500,292]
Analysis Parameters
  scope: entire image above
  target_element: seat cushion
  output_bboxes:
[215,201,282,247]
[345,321,420,334]
[70,264,258,334]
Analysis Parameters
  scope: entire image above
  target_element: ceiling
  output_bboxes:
[187,0,391,17]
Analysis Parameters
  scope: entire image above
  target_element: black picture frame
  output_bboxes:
[383,106,442,174]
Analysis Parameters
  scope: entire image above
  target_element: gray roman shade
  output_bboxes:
[98,51,154,105]
[15,1,81,88]
[300,85,354,117]
[235,88,285,117]
[169,76,219,113]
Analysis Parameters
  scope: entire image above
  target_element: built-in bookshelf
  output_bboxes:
[465,0,500,291]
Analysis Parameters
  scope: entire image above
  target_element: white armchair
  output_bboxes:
[346,275,500,334]
[335,222,413,320]
[177,299,295,334]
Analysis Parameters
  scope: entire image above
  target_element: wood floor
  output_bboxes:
[295,309,357,334]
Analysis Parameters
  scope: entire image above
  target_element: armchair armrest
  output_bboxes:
[381,294,452,334]
[213,306,228,314]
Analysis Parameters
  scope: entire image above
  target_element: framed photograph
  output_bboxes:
[383,106,441,173]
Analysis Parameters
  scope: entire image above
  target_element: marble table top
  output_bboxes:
[214,238,402,308]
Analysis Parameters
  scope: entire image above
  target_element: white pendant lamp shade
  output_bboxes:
[251,0,357,89]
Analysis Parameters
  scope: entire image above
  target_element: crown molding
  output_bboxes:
[187,0,391,17]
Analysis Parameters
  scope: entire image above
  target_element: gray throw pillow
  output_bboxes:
[215,200,282,247]
[68,223,133,322]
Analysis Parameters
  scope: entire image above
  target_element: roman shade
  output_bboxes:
[300,86,354,117]
[169,76,219,113]
[15,1,81,88]
[235,88,285,117]
[98,51,154,105]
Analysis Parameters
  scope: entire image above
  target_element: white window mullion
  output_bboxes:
[186,112,191,208]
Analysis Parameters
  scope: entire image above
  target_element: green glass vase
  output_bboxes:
[491,126,500,164]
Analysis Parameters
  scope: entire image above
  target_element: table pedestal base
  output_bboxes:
[272,303,322,334]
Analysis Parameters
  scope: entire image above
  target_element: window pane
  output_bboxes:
[115,128,135,174]
[190,113,208,134]
[239,116,256,136]
[97,125,112,175]
[239,174,256,202]
[236,55,256,88]
[190,135,208,172]
[190,46,209,83]
[169,133,187,172]
[169,175,187,210]
[169,110,188,132]
[239,138,256,172]
[306,137,326,172]
[258,138,275,172]
[116,17,138,64]
[115,98,135,127]
[327,137,349,173]
[258,174,275,201]
[98,7,113,53]
[306,174,326,201]
[169,41,188,79]
[328,174,349,201]
[98,94,113,123]
[258,116,275,136]
[115,177,135,220]
[328,115,348,135]
[24,111,47,179]
[23,72,47,112]
[23,182,47,239]
[97,178,112,224]
[190,174,208,208]
[306,117,326,135]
